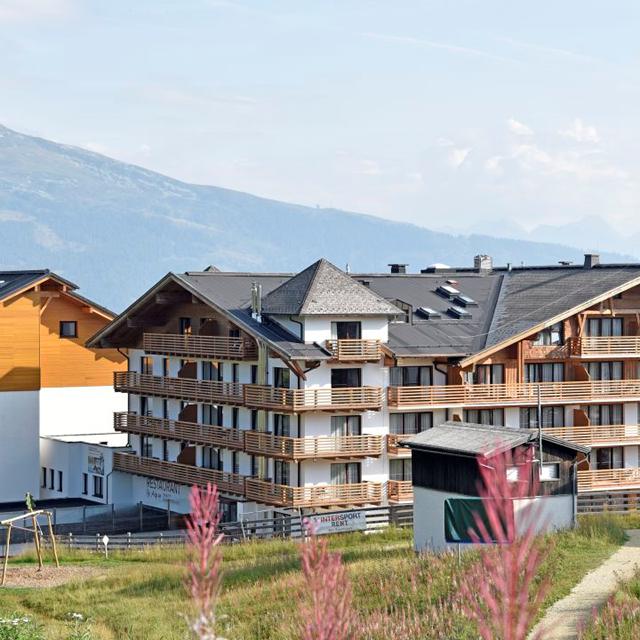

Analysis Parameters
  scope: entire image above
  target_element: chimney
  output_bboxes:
[474,254,493,273]
[584,253,600,269]
[388,263,408,274]
[251,282,262,322]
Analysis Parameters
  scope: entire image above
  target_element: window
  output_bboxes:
[250,455,258,476]
[506,467,520,482]
[202,361,221,381]
[390,366,433,386]
[586,361,623,381]
[41,467,47,488]
[162,439,169,461]
[331,368,362,388]
[141,436,153,458]
[464,408,505,426]
[202,404,222,426]
[250,410,258,431]
[162,399,169,419]
[330,462,361,485]
[274,460,290,485]
[525,363,564,383]
[232,451,240,475]
[82,473,88,495]
[586,404,623,426]
[586,317,623,337]
[179,317,192,335]
[472,364,504,385]
[229,327,240,338]
[232,407,239,429]
[540,463,560,481]
[596,447,624,470]
[162,358,170,377]
[232,363,239,383]
[331,415,362,436]
[520,406,564,429]
[532,322,563,346]
[139,396,151,417]
[59,321,77,338]
[202,447,222,470]
[140,356,153,375]
[331,321,361,340]
[273,367,290,389]
[389,412,432,435]
[93,475,104,498]
[49,468,54,490]
[274,414,291,437]
[251,365,258,384]
[389,459,412,481]
[57,471,63,492]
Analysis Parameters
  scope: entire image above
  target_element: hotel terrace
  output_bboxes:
[88,254,640,519]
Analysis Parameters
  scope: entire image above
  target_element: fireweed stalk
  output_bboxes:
[185,483,225,640]
[299,520,354,640]
[461,447,553,640]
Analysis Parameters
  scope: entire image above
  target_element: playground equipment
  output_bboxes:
[1,509,60,586]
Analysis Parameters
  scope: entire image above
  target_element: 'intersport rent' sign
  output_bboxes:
[307,510,367,535]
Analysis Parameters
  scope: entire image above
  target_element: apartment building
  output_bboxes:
[0,270,127,505]
[88,254,640,518]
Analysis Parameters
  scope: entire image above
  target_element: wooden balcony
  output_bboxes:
[112,452,245,495]
[243,385,383,413]
[543,424,640,447]
[114,371,244,405]
[386,434,412,456]
[387,480,413,503]
[114,412,244,450]
[243,431,383,460]
[244,478,383,508]
[577,468,640,493]
[571,336,640,358]
[143,333,257,361]
[325,339,382,362]
[387,379,640,409]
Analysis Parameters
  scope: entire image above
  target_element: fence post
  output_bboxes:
[83,506,87,534]
[68,532,73,552]
[159,532,163,547]
[138,502,143,532]
[95,533,100,553]
[112,504,116,530]
[127,532,131,551]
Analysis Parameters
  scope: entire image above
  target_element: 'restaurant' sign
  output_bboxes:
[307,510,367,535]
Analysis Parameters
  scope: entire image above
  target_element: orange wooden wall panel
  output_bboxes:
[39,295,126,388]
[0,292,41,391]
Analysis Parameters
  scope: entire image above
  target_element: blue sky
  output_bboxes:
[1,0,639,238]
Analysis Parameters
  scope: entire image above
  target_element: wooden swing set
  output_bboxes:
[1,510,60,586]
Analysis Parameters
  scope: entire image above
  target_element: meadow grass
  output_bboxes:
[0,517,630,640]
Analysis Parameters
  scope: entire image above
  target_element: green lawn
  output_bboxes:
[0,516,631,640]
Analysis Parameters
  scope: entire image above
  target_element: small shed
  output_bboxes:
[402,421,590,552]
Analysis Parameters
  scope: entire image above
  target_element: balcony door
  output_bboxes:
[524,363,564,383]
[389,459,412,481]
[330,462,361,485]
[273,367,291,389]
[389,366,432,387]
[586,361,623,381]
[473,364,504,385]
[586,317,623,337]
[331,368,361,388]
[331,321,361,340]
[331,415,362,436]
[274,414,291,437]
[595,447,624,470]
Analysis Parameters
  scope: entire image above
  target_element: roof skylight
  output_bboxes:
[436,284,460,298]
[416,306,441,319]
[453,293,477,307]
[448,305,472,319]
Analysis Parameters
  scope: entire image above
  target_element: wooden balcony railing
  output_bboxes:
[114,371,244,405]
[571,336,640,357]
[243,385,383,412]
[244,478,383,508]
[325,339,382,362]
[143,333,257,360]
[243,431,383,460]
[388,379,640,409]
[114,412,244,450]
[577,467,640,493]
[543,424,640,446]
[386,434,412,456]
[112,452,246,495]
[387,480,413,503]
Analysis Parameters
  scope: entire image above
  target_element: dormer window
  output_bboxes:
[532,322,563,346]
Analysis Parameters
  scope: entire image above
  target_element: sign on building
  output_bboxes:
[307,510,367,535]
[87,447,105,475]
[145,478,183,502]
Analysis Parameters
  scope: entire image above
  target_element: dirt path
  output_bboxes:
[529,529,640,640]
[0,565,105,588]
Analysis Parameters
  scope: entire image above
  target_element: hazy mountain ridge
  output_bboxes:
[0,124,634,311]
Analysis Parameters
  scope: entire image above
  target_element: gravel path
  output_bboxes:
[529,529,640,640]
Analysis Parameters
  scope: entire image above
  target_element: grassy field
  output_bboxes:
[0,515,632,640]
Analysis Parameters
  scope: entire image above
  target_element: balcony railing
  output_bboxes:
[388,379,640,409]
[543,424,640,446]
[114,412,244,450]
[143,333,258,361]
[386,480,413,503]
[386,434,412,456]
[114,372,244,406]
[243,431,383,460]
[325,339,382,362]
[571,336,640,357]
[244,385,383,412]
[244,478,383,508]
[112,452,246,495]
[577,468,640,493]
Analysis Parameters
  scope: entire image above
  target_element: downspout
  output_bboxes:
[288,316,304,341]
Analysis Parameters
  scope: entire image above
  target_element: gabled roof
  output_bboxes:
[402,421,590,457]
[261,259,401,316]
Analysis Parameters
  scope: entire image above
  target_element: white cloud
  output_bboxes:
[559,118,600,144]
[447,147,471,169]
[502,37,597,64]
[484,156,504,176]
[354,160,383,176]
[0,0,73,22]
[508,118,534,136]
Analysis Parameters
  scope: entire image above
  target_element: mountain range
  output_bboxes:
[0,124,635,312]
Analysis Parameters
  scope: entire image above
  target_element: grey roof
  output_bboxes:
[261,259,402,316]
[0,269,56,301]
[402,421,590,456]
